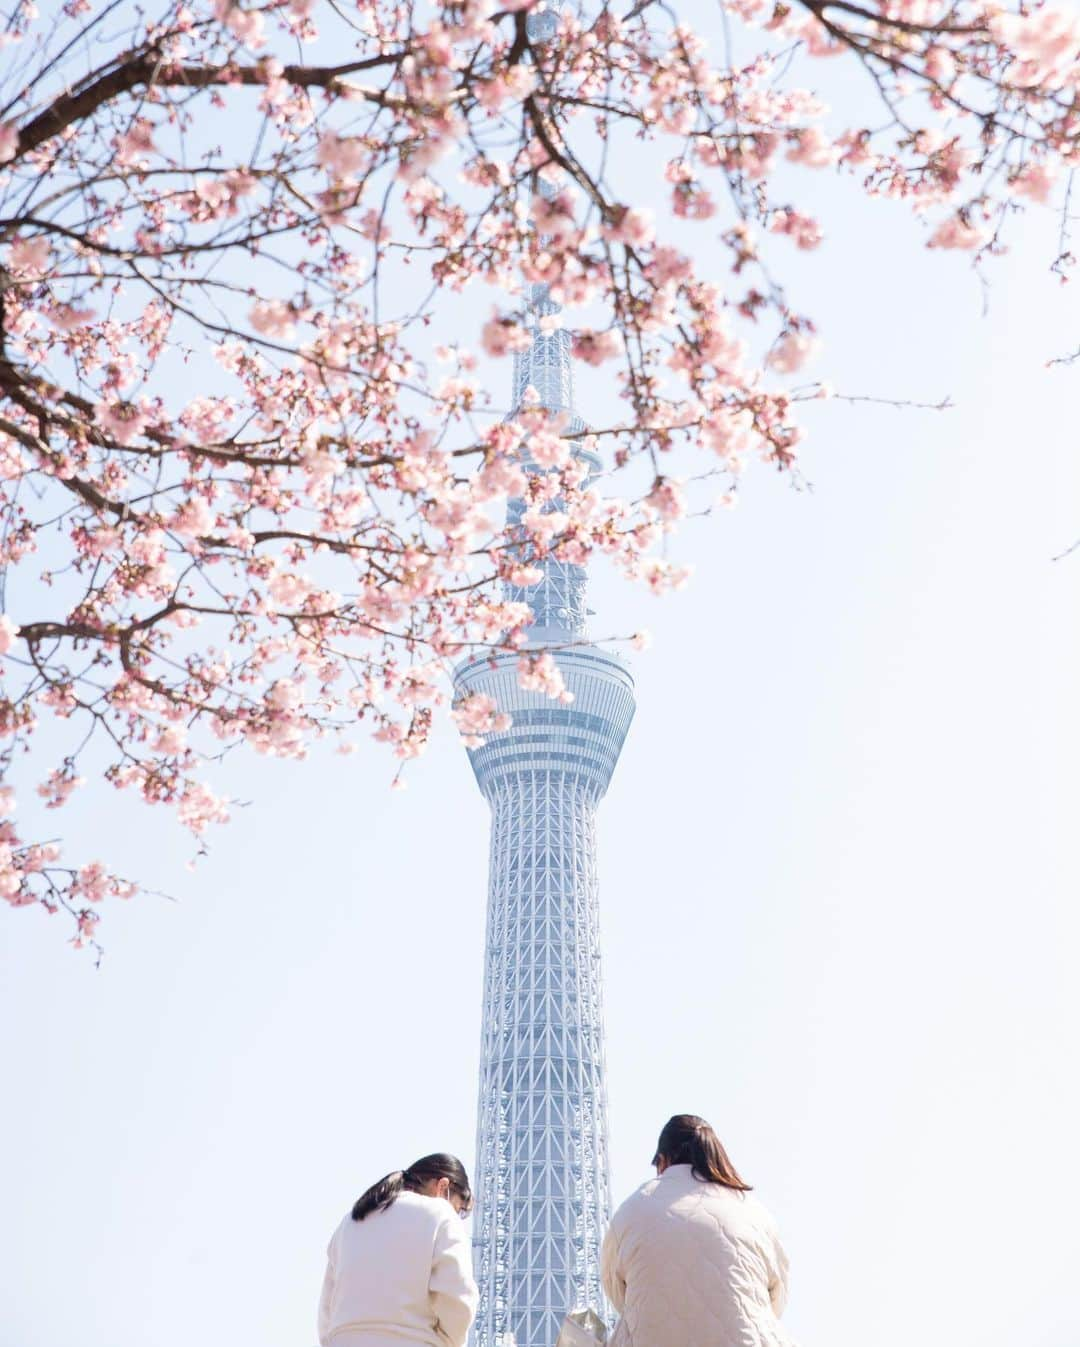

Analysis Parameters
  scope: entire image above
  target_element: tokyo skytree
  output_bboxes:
[453,12,635,1346]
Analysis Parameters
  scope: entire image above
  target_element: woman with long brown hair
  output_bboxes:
[318,1152,478,1347]
[601,1115,794,1346]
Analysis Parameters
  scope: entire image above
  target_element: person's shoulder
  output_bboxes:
[396,1189,442,1215]
[611,1176,661,1226]
[705,1185,780,1233]
[722,1186,772,1215]
[396,1189,459,1230]
[628,1175,662,1203]
[741,1190,781,1231]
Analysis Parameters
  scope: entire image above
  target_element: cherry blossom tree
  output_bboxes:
[0,0,1076,947]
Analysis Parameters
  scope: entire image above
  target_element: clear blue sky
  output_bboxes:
[2,31,1079,1347]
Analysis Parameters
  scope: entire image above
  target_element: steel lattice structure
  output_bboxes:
[455,15,635,1339]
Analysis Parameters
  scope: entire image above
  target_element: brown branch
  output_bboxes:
[18,619,113,643]
[523,94,609,214]
[506,10,530,67]
[798,0,984,37]
[13,47,409,161]
[0,410,131,518]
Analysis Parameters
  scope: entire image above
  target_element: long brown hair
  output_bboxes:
[652,1114,752,1192]
[351,1153,473,1221]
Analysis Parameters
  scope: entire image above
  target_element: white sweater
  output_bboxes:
[318,1191,478,1347]
[601,1164,795,1347]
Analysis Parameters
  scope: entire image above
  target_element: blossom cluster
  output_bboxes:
[0,0,1075,942]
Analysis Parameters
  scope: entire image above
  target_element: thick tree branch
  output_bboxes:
[13,48,410,160]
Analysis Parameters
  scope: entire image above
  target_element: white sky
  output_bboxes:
[2,26,1079,1347]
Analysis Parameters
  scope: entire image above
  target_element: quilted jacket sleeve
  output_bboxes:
[317,1230,337,1347]
[600,1220,626,1314]
[766,1224,790,1318]
[430,1213,479,1347]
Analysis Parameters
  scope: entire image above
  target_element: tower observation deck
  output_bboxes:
[454,13,635,1343]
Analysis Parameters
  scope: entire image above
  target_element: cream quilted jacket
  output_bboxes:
[317,1191,477,1347]
[601,1164,795,1347]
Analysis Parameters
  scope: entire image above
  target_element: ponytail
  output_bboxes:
[652,1114,752,1192]
[351,1152,473,1222]
[352,1169,407,1221]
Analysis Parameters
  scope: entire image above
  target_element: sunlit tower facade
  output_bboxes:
[454,15,635,1346]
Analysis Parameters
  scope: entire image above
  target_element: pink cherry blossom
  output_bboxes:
[526,428,572,471]
[0,846,26,905]
[770,208,823,250]
[603,206,656,247]
[531,189,580,242]
[571,329,623,366]
[477,64,537,112]
[47,304,95,330]
[644,478,688,522]
[703,406,752,460]
[7,236,50,276]
[506,563,544,587]
[0,122,18,163]
[94,400,148,446]
[639,558,692,596]
[249,299,297,341]
[177,783,230,835]
[0,0,1070,947]
[170,497,215,537]
[799,15,844,57]
[115,118,158,166]
[786,127,839,169]
[482,312,533,357]
[928,215,989,251]
[767,331,819,374]
[925,46,957,87]
[71,910,101,947]
[216,1,266,48]
[992,3,1080,90]
[1009,160,1059,204]
[38,769,85,809]
[74,861,111,903]
[671,180,716,220]
[452,693,512,747]
[517,651,573,703]
[316,131,369,180]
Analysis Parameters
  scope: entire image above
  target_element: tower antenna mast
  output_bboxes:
[455,6,636,1343]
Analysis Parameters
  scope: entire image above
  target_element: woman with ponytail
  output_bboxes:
[601,1115,795,1347]
[317,1153,478,1347]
